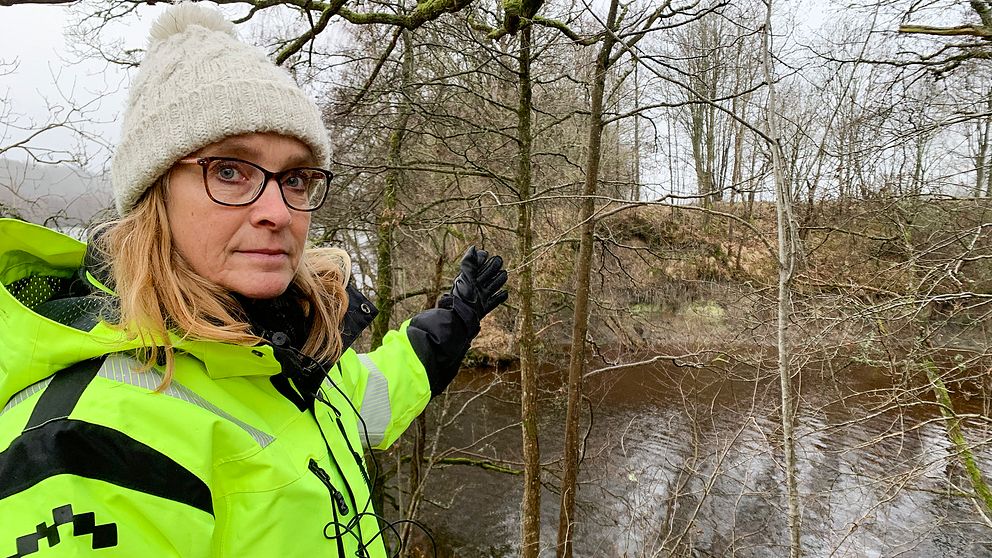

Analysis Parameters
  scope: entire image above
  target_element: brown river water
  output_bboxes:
[413,359,992,557]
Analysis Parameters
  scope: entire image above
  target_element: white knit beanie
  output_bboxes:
[111,2,331,215]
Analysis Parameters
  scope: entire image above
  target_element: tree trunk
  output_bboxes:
[555,2,619,555]
[632,60,641,202]
[728,93,745,269]
[369,31,414,548]
[514,25,542,558]
[912,136,926,197]
[370,30,415,349]
[924,360,992,516]
[978,90,992,197]
[986,92,992,196]
[690,108,711,206]
[975,118,988,197]
[399,255,444,556]
[705,70,719,203]
[762,4,802,557]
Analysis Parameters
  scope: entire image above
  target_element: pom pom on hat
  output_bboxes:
[148,2,236,45]
[111,2,331,216]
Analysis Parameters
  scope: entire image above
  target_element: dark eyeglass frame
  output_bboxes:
[177,156,332,212]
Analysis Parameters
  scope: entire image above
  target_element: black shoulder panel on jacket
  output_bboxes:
[0,419,213,516]
[2,355,211,514]
[25,358,103,430]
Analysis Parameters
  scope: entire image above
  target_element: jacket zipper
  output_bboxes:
[308,458,349,516]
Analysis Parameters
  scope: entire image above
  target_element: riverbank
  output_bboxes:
[468,198,992,369]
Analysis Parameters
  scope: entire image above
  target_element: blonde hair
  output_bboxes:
[95,177,349,387]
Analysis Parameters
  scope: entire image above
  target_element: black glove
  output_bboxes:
[408,246,509,397]
[443,246,509,335]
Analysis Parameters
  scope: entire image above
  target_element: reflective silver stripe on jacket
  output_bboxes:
[0,377,53,418]
[98,353,275,448]
[356,354,391,448]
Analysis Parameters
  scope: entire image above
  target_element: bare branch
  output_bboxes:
[899,23,992,38]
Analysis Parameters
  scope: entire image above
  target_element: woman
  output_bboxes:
[0,4,506,557]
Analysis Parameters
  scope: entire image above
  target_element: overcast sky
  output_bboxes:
[1,0,844,174]
[1,4,160,168]
[1,2,353,171]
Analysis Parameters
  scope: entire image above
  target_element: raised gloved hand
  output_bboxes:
[409,246,508,397]
[439,246,509,335]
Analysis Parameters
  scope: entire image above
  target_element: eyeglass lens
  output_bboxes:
[204,159,328,210]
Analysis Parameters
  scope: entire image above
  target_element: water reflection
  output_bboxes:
[420,364,992,557]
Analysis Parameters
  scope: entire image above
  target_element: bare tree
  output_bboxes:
[762,0,801,554]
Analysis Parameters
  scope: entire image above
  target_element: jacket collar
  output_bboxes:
[242,284,377,410]
[235,282,377,356]
[341,283,377,352]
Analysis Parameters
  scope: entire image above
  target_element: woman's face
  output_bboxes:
[166,133,314,299]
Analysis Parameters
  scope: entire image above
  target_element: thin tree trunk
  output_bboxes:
[912,137,926,196]
[762,3,801,557]
[632,60,641,202]
[986,93,992,196]
[556,2,619,555]
[369,31,414,547]
[705,71,719,203]
[979,90,992,197]
[924,360,992,515]
[728,94,745,268]
[399,255,445,556]
[515,25,542,558]
[975,118,988,197]
[690,110,710,206]
[370,30,415,348]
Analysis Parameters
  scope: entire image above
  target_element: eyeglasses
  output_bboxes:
[177,157,332,212]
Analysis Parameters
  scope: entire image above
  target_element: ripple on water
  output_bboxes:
[422,364,992,557]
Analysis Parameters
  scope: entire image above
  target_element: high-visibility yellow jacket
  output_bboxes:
[0,219,438,557]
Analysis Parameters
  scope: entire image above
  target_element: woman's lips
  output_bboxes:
[243,249,287,255]
[237,250,290,263]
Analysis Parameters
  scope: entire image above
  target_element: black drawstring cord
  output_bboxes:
[328,469,347,558]
[311,404,366,548]
[291,345,438,557]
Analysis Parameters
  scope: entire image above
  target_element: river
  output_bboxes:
[413,360,992,557]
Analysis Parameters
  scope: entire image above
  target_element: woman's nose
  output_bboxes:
[249,177,293,227]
